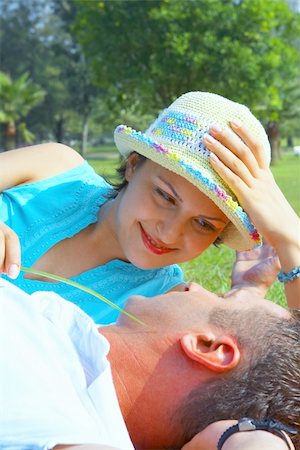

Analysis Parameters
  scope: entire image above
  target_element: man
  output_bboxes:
[0,278,299,450]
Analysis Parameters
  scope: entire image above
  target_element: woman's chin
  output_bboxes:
[126,254,165,271]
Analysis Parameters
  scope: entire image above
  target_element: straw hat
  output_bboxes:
[114,92,271,251]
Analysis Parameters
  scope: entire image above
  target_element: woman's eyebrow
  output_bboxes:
[199,214,228,224]
[157,176,228,224]
[157,176,183,202]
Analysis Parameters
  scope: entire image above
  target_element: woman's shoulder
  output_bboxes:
[5,158,109,194]
[105,261,184,290]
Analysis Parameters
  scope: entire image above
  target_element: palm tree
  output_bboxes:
[0,71,45,151]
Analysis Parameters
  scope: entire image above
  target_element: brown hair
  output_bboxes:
[176,308,300,449]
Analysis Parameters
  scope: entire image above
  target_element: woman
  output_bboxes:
[0,92,299,322]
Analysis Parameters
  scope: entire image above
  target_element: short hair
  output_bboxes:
[177,307,300,449]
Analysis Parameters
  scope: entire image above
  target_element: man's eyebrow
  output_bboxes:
[157,176,183,202]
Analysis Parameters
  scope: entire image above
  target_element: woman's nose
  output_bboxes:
[156,218,184,244]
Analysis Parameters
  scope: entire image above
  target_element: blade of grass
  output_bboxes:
[20,266,145,326]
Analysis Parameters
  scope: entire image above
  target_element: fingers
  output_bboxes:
[230,120,270,169]
[210,124,260,175]
[235,242,277,262]
[205,133,254,187]
[208,149,249,200]
[0,222,21,279]
[204,122,270,191]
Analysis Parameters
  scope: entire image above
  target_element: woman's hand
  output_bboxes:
[230,242,280,297]
[204,122,299,250]
[0,221,20,279]
[204,122,300,308]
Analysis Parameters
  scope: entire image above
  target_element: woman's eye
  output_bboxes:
[194,218,216,232]
[155,188,175,205]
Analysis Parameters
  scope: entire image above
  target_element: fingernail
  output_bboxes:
[210,125,222,134]
[230,119,242,128]
[8,264,20,279]
[210,152,219,163]
[204,133,215,144]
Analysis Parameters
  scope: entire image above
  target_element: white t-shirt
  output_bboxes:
[0,279,134,450]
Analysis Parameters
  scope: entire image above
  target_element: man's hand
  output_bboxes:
[181,420,295,450]
[230,242,280,298]
[181,420,237,450]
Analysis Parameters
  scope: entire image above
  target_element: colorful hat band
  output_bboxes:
[148,109,211,153]
[115,113,261,245]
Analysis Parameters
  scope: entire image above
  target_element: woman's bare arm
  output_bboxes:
[0,143,84,276]
[0,142,84,191]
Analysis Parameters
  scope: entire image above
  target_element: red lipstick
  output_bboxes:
[140,225,174,255]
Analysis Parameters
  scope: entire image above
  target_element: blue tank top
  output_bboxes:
[0,162,183,323]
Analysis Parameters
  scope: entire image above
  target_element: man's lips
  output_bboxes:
[140,225,174,255]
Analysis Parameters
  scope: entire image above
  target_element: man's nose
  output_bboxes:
[185,282,203,292]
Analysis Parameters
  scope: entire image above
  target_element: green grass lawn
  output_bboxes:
[89,153,300,307]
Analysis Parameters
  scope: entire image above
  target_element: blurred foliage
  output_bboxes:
[0,0,299,156]
[0,71,45,149]
[74,1,300,127]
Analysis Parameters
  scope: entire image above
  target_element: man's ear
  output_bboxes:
[125,153,141,182]
[180,331,240,373]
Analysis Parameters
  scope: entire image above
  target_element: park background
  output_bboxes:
[0,0,299,305]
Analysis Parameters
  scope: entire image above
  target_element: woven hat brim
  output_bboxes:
[114,126,261,251]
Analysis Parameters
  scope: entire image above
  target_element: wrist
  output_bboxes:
[222,430,293,450]
[272,229,300,270]
[218,418,296,450]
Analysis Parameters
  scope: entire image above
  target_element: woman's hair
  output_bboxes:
[108,152,147,197]
[108,152,224,246]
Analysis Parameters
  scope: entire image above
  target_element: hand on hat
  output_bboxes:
[203,122,298,251]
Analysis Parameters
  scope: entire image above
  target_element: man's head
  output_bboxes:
[108,285,299,449]
[178,305,300,449]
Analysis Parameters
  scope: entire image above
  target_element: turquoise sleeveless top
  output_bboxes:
[0,162,184,323]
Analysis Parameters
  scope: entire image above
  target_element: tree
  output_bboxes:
[0,0,102,149]
[52,0,102,155]
[0,72,45,150]
[73,0,300,161]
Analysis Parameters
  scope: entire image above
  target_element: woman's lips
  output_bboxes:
[140,225,174,255]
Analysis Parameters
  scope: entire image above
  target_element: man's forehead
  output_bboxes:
[224,290,290,319]
[262,299,291,318]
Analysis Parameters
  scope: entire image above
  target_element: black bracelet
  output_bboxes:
[217,417,297,450]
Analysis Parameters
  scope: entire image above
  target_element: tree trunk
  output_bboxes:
[287,136,293,148]
[54,116,65,143]
[4,122,17,151]
[80,113,89,158]
[266,121,281,164]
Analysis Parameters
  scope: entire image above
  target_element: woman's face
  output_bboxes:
[112,155,229,269]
